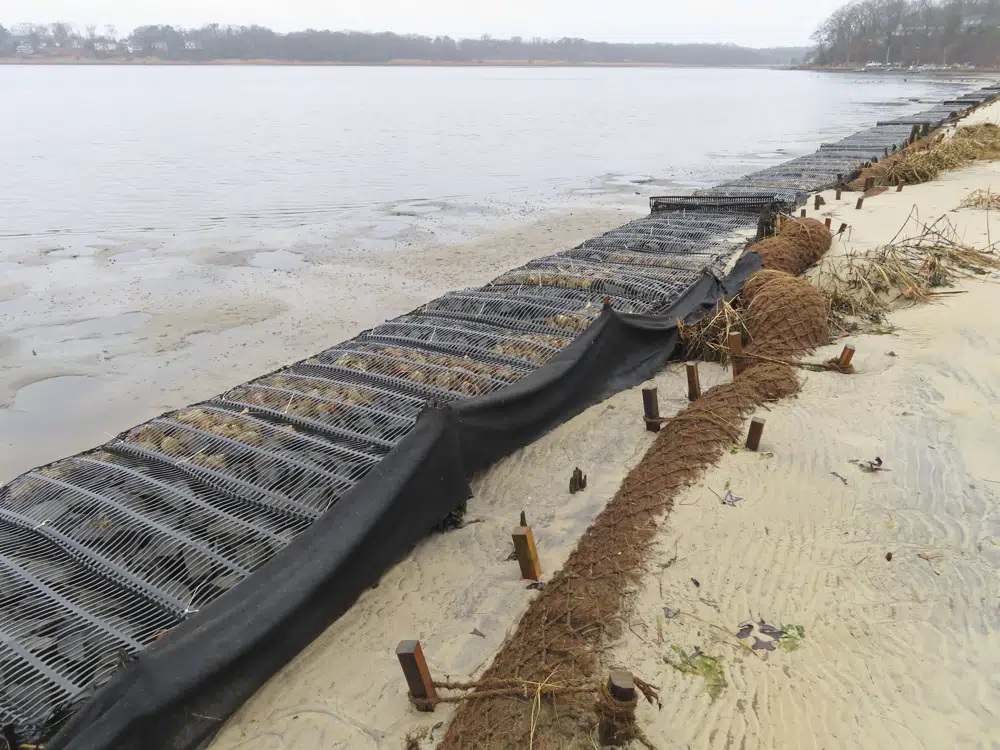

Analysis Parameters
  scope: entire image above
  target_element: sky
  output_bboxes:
[7,0,849,47]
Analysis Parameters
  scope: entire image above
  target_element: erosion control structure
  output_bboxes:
[0,84,996,750]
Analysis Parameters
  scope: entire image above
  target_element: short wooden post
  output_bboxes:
[838,344,856,368]
[512,526,542,581]
[896,180,904,192]
[884,147,889,158]
[835,186,843,200]
[800,208,807,218]
[729,331,744,377]
[824,217,832,229]
[855,196,865,210]
[746,417,766,452]
[598,671,637,746]
[396,640,438,712]
[519,510,527,527]
[642,388,661,433]
[685,362,701,401]
[814,195,821,210]
[863,176,874,192]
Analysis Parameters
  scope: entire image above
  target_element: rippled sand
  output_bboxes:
[614,144,1000,748]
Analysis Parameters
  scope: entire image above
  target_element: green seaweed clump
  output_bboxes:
[778,624,806,651]
[665,645,727,700]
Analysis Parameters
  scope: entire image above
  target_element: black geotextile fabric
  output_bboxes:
[48,253,761,750]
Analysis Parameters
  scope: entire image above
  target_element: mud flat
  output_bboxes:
[0,205,637,482]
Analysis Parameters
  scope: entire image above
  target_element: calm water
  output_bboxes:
[0,66,971,248]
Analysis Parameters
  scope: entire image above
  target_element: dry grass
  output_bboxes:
[678,297,749,365]
[812,209,1000,334]
[857,124,1000,188]
[959,188,1000,210]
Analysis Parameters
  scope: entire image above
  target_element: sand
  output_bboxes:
[609,136,1000,746]
[205,106,1000,749]
[206,357,738,749]
[0,203,641,483]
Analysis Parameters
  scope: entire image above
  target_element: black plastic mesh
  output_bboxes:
[1,86,991,743]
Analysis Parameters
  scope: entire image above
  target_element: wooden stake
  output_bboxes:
[814,195,821,210]
[642,387,661,433]
[745,417,766,452]
[864,176,874,192]
[396,640,438,712]
[686,362,701,402]
[824,217,832,229]
[728,331,744,378]
[512,526,542,581]
[800,208,807,218]
[855,196,865,209]
[838,344,856,368]
[519,510,527,527]
[598,671,637,746]
[838,222,848,235]
[835,187,843,200]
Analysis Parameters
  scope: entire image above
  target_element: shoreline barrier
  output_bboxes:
[0,82,995,749]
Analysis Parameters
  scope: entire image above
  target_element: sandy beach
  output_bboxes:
[610,118,1000,749]
[204,103,1000,749]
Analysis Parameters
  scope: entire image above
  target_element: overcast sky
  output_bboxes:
[8,0,848,47]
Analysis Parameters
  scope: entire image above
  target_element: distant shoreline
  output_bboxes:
[0,56,790,69]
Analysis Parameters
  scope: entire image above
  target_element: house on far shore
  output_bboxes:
[15,43,34,56]
[126,43,144,55]
[152,41,169,54]
[94,42,119,53]
[961,14,1000,33]
[184,40,201,51]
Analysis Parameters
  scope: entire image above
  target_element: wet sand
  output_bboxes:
[208,105,1000,749]
[0,204,640,482]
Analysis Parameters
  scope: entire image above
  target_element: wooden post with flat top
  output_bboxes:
[598,671,637,746]
[746,417,766,452]
[824,217,832,229]
[396,640,438,712]
[855,196,865,209]
[512,526,542,581]
[686,362,701,402]
[838,345,856,369]
[642,388,661,433]
[800,208,807,218]
[814,195,821,210]
[729,331,744,377]
[835,186,843,200]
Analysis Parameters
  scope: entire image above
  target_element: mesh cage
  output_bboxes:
[0,518,176,737]
[216,371,425,450]
[1,87,986,742]
[360,314,573,368]
[488,258,698,304]
[114,406,380,521]
[308,341,529,400]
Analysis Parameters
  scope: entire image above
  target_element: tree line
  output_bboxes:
[0,22,809,65]
[812,0,1000,66]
